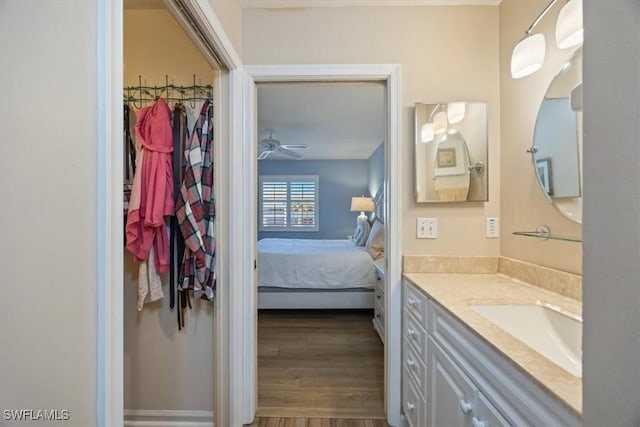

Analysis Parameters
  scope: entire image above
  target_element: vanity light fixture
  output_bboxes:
[421,103,465,142]
[511,33,546,79]
[421,122,435,143]
[433,111,448,135]
[556,0,583,49]
[510,0,583,79]
[447,102,466,124]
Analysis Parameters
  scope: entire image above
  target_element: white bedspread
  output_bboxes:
[257,238,377,289]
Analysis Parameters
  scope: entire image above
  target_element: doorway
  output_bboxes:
[254,81,386,419]
[240,65,402,427]
[97,1,243,426]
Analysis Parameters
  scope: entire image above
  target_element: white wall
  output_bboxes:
[123,9,215,412]
[0,2,98,426]
[499,0,582,274]
[242,5,501,257]
[582,0,640,425]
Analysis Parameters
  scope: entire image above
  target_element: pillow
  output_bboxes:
[352,220,371,246]
[365,219,384,259]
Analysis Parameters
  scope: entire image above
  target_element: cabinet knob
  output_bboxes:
[407,327,416,337]
[407,297,415,306]
[407,358,415,368]
[376,295,382,299]
[472,417,486,427]
[407,402,415,411]
[459,399,473,414]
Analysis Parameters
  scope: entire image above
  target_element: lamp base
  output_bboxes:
[356,211,369,225]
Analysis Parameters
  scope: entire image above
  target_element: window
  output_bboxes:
[259,175,319,232]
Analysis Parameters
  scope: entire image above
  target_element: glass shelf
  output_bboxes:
[512,225,581,243]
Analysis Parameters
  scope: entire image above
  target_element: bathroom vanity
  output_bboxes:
[401,273,582,427]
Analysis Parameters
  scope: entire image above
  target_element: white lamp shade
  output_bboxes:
[421,123,435,142]
[556,0,583,49]
[511,33,546,79]
[350,196,374,212]
[447,102,466,124]
[433,111,448,134]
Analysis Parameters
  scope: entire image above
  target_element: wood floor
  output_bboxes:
[245,417,389,427]
[256,310,385,420]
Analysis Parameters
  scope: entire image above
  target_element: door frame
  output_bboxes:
[96,1,243,426]
[240,64,403,427]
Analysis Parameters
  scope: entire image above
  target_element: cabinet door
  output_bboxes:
[472,392,510,427]
[428,339,477,427]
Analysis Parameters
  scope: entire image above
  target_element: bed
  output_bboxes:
[257,238,379,309]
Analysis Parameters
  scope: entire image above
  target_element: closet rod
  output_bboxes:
[124,75,213,107]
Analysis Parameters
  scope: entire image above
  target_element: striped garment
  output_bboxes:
[176,99,216,301]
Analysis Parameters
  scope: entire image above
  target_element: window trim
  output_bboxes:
[259,175,319,232]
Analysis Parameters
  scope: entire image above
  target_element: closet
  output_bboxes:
[122,3,219,423]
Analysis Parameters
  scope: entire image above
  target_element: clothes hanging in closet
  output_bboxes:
[176,99,216,301]
[125,98,174,310]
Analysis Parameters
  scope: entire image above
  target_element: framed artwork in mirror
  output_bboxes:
[536,157,553,196]
[437,148,457,168]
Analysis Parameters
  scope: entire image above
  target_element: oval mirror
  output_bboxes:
[532,48,583,223]
[433,131,471,201]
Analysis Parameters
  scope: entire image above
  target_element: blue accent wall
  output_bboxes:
[258,160,370,240]
[368,142,384,198]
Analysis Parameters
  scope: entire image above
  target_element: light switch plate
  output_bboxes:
[486,217,499,238]
[417,218,438,239]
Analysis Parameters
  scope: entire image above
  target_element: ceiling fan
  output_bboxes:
[258,129,309,160]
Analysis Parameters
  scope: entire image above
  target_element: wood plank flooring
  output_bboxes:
[245,417,389,427]
[256,310,385,420]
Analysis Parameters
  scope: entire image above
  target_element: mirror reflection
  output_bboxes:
[532,48,582,223]
[414,102,488,202]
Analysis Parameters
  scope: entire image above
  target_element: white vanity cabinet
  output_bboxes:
[401,278,581,427]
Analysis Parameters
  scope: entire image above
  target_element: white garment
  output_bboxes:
[137,245,164,311]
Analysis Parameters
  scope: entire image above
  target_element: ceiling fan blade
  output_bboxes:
[258,150,272,160]
[280,144,309,150]
[277,147,304,160]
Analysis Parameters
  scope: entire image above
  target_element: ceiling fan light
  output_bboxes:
[556,0,583,49]
[511,33,546,79]
[421,123,435,143]
[447,102,466,124]
[433,111,448,135]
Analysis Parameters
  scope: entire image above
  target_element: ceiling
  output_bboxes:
[257,83,385,160]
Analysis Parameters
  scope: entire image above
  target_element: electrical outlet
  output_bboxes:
[486,217,499,238]
[417,218,438,239]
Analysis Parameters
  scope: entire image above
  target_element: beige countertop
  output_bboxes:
[403,272,582,417]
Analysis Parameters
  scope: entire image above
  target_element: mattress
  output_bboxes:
[257,238,377,290]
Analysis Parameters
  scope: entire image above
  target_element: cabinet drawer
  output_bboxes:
[375,279,384,303]
[403,337,427,397]
[403,280,428,326]
[402,368,426,427]
[375,300,385,326]
[403,311,427,361]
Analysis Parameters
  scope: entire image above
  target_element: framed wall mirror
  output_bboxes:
[531,48,582,223]
[414,102,488,202]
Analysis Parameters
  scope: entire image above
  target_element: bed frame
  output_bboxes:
[258,287,374,309]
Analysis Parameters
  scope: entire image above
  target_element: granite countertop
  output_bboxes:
[403,272,582,417]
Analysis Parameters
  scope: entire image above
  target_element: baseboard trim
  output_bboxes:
[124,410,214,427]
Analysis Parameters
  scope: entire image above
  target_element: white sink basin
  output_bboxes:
[471,303,582,377]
